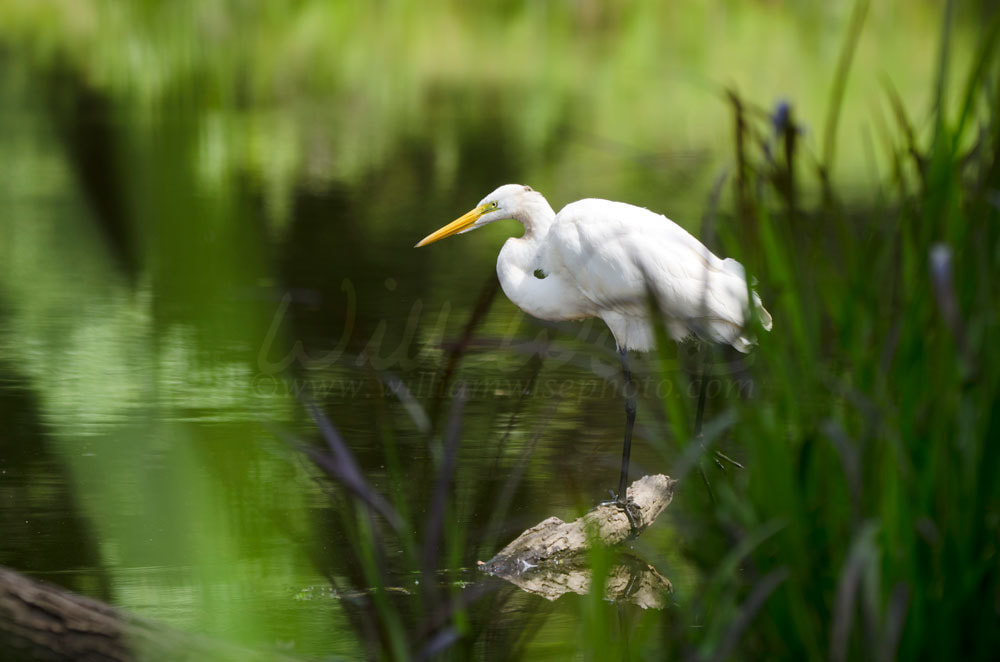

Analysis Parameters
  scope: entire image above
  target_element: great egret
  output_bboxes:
[416,184,771,526]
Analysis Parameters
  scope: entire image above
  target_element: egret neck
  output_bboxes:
[495,196,591,323]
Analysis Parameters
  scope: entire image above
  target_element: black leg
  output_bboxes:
[617,348,637,499]
[615,348,643,532]
[692,344,718,499]
[598,348,641,532]
[693,348,708,438]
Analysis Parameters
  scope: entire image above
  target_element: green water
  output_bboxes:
[0,1,988,658]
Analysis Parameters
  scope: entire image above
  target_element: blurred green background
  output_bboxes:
[1,0,998,659]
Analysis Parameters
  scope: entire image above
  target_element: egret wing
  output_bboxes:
[550,199,759,348]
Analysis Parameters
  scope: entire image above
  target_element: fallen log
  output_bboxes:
[480,474,676,578]
[0,566,301,661]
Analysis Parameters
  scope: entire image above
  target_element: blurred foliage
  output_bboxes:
[0,0,980,224]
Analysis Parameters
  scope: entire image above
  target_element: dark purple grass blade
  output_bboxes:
[415,626,461,662]
[421,385,466,589]
[929,243,975,374]
[881,583,910,661]
[303,399,404,533]
[711,568,789,662]
[830,522,878,662]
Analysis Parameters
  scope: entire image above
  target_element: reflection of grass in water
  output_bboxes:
[0,0,976,222]
[0,64,354,656]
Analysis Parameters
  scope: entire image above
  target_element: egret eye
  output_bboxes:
[490,201,498,209]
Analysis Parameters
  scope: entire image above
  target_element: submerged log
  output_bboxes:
[480,474,676,578]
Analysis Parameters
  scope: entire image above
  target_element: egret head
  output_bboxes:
[415,184,547,247]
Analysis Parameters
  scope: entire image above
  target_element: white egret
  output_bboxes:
[416,184,771,526]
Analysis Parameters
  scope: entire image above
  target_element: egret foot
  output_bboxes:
[714,450,744,469]
[599,491,643,535]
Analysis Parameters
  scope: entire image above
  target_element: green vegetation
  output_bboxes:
[649,6,1000,657]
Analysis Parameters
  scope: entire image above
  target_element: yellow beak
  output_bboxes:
[414,206,485,247]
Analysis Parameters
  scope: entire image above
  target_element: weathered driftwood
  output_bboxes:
[498,556,672,608]
[481,474,676,578]
[0,566,300,662]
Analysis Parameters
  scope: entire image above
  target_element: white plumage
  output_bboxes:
[416,183,772,516]
[419,184,771,353]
